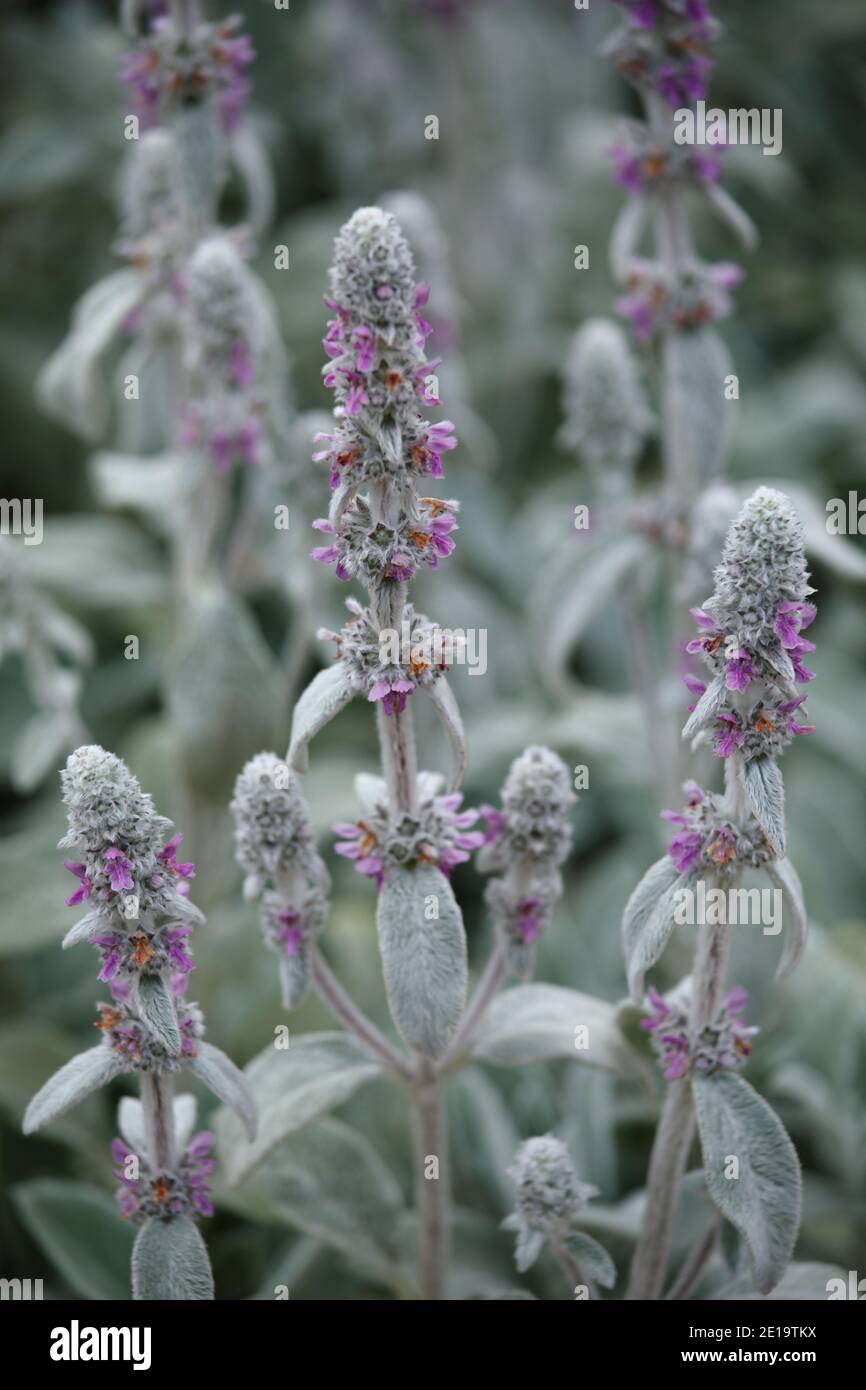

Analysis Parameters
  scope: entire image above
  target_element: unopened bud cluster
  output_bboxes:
[662,780,773,876]
[333,777,483,890]
[120,11,253,134]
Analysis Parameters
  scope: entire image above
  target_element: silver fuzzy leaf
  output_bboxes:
[376,864,467,1059]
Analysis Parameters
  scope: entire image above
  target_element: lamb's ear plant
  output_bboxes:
[503,1135,615,1299]
[623,486,814,1299]
[22,745,256,1301]
[220,206,636,1301]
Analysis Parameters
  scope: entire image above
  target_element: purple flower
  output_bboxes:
[94,933,124,982]
[158,833,196,881]
[667,829,703,873]
[610,145,645,195]
[724,647,755,693]
[479,804,507,844]
[713,711,745,757]
[513,898,542,944]
[274,909,305,957]
[368,677,414,717]
[774,601,817,653]
[104,847,135,892]
[778,696,815,738]
[63,860,92,907]
[164,925,195,974]
[333,821,386,888]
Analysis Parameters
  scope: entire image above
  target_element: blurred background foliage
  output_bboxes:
[0,0,864,1298]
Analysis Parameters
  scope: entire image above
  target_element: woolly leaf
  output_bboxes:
[693,1073,801,1295]
[279,951,311,1011]
[23,1046,124,1135]
[662,327,735,492]
[376,865,467,1059]
[467,983,634,1074]
[216,1033,380,1184]
[621,855,684,1001]
[287,663,355,774]
[717,1262,849,1301]
[563,1229,617,1289]
[36,270,143,441]
[166,593,281,802]
[705,184,759,251]
[137,973,181,1057]
[13,1180,134,1300]
[682,672,727,740]
[11,712,77,795]
[118,1094,197,1154]
[61,909,106,950]
[132,1215,214,1301]
[189,1042,256,1146]
[764,856,808,980]
[742,756,786,855]
[422,677,466,791]
[547,533,648,691]
[221,1117,405,1286]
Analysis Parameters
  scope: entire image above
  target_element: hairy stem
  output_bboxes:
[311,949,412,1079]
[441,939,506,1069]
[140,1070,177,1172]
[412,1059,449,1301]
[666,1221,719,1301]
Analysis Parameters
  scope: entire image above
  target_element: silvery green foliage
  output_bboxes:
[467,984,636,1074]
[376,864,468,1059]
[558,317,652,497]
[502,1135,611,1281]
[621,855,685,1002]
[230,753,330,1010]
[287,660,356,774]
[661,327,736,495]
[132,1215,214,1302]
[187,1042,256,1143]
[0,537,91,792]
[119,1093,198,1155]
[23,1048,124,1136]
[478,746,576,979]
[693,1073,802,1295]
[217,1033,383,1185]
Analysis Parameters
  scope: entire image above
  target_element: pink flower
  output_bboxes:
[63,860,92,907]
[104,847,134,892]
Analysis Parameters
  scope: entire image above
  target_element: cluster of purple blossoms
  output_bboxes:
[313,207,459,593]
[120,12,253,134]
[661,781,773,876]
[178,236,273,472]
[642,984,758,1080]
[683,489,817,762]
[610,125,723,196]
[311,495,458,587]
[477,747,576,976]
[609,0,719,109]
[112,1131,215,1223]
[333,778,483,891]
[230,753,331,1010]
[317,599,453,716]
[616,258,743,342]
[95,995,205,1073]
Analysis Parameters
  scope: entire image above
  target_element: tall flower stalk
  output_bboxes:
[222,208,628,1301]
[23,745,255,1300]
[623,488,812,1299]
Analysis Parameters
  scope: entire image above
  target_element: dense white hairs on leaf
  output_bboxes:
[132,1215,214,1301]
[23,1047,124,1135]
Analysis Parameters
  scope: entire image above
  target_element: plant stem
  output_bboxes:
[550,1238,596,1300]
[140,1071,177,1171]
[412,1058,449,1300]
[441,939,506,1069]
[666,1221,719,1301]
[627,887,731,1299]
[310,949,412,1079]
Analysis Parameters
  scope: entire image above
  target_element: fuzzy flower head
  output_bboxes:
[179,236,272,471]
[558,317,651,491]
[318,599,454,714]
[230,753,317,900]
[95,995,205,1074]
[117,128,187,264]
[59,746,197,930]
[478,746,576,874]
[311,495,458,587]
[610,120,724,197]
[684,489,816,759]
[609,0,719,108]
[661,780,773,876]
[642,983,758,1080]
[119,12,253,134]
[333,772,483,890]
[319,206,457,535]
[503,1135,598,1272]
[616,258,742,343]
[112,1130,215,1223]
